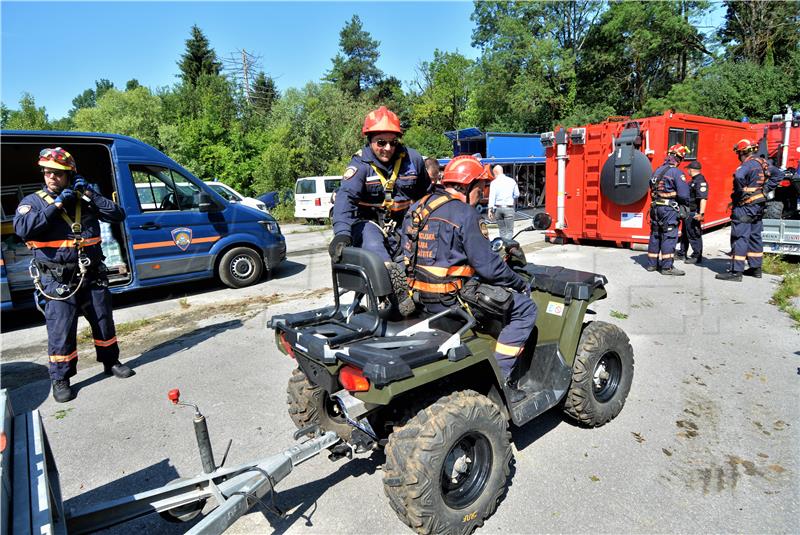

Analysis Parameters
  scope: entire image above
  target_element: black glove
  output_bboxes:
[328,234,352,262]
[54,188,76,207]
[72,175,95,195]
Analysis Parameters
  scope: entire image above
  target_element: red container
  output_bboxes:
[543,110,798,246]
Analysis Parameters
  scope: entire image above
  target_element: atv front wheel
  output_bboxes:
[563,321,634,427]
[286,368,352,440]
[383,390,511,535]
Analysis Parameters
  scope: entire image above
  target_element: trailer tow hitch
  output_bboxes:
[63,388,341,534]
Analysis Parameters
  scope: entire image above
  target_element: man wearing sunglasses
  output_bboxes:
[14,147,132,403]
[330,106,431,315]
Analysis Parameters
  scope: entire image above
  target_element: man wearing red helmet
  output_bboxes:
[717,139,781,281]
[401,155,535,403]
[14,147,131,403]
[330,106,431,314]
[645,144,692,275]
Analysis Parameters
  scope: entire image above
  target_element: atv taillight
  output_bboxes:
[339,365,370,392]
[279,332,295,359]
[779,179,790,187]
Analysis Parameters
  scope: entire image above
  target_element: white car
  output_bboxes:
[294,176,341,221]
[205,181,268,213]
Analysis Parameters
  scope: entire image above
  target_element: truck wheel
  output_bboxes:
[563,321,634,427]
[764,201,783,220]
[218,247,263,288]
[383,390,511,535]
[286,368,352,441]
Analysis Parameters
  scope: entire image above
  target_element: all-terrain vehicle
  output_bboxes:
[268,215,634,534]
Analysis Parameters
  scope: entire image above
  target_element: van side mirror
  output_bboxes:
[532,212,552,230]
[197,192,213,212]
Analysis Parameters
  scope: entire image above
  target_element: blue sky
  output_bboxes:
[2,1,479,119]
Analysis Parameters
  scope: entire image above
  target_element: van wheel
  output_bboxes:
[383,390,511,535]
[563,321,634,427]
[218,247,263,288]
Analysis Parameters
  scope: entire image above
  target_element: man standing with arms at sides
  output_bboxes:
[679,161,708,264]
[488,165,519,241]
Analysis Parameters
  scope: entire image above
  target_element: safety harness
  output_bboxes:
[27,191,95,302]
[364,153,406,232]
[737,157,770,206]
[405,192,476,304]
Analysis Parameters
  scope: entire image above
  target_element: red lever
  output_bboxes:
[168,388,181,404]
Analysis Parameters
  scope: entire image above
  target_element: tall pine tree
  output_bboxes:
[178,25,222,86]
[324,15,383,98]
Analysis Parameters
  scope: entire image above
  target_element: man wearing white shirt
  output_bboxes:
[488,165,519,240]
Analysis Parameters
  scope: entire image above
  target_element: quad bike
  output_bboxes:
[268,213,634,535]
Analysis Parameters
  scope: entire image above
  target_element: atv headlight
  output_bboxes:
[259,219,281,235]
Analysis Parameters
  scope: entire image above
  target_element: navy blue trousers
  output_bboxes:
[679,214,703,258]
[647,207,679,269]
[729,205,764,273]
[41,274,120,381]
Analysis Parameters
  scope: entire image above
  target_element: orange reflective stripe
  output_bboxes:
[647,253,659,258]
[662,254,674,259]
[418,265,476,278]
[390,200,411,211]
[50,350,77,363]
[742,193,764,204]
[132,235,220,250]
[26,236,102,249]
[742,187,761,192]
[746,252,763,257]
[94,336,118,347]
[410,279,462,293]
[733,255,747,261]
[495,342,522,357]
[357,201,383,208]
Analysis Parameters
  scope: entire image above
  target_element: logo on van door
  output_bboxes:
[171,227,193,251]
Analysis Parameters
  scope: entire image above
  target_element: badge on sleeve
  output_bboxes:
[700,186,707,192]
[17,204,31,215]
[479,221,489,239]
[343,166,357,180]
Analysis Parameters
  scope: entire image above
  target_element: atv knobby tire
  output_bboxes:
[764,200,784,220]
[382,390,511,535]
[286,368,352,440]
[563,321,634,427]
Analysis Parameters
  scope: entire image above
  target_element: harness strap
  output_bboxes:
[369,152,405,210]
[36,190,82,233]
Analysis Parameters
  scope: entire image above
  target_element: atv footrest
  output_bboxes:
[338,331,452,387]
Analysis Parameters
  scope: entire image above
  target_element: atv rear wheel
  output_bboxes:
[286,368,352,440]
[563,321,634,427]
[383,390,511,535]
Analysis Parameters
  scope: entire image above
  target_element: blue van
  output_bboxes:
[0,131,286,311]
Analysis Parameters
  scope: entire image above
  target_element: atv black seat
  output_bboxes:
[337,247,393,298]
[524,265,607,301]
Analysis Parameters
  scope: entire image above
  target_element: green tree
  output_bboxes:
[249,71,278,116]
[125,79,141,91]
[3,93,49,129]
[717,0,800,66]
[324,15,383,98]
[69,79,116,117]
[73,87,163,145]
[178,25,222,86]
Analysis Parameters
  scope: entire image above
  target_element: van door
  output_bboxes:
[294,178,318,219]
[126,164,223,281]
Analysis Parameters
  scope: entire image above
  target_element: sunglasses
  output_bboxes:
[41,168,66,177]
[374,138,400,148]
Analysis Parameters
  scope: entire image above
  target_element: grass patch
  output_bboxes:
[78,317,156,344]
[610,310,629,320]
[763,254,800,328]
[53,408,74,419]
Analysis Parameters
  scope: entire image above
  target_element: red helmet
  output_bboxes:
[441,155,488,187]
[362,106,402,135]
[667,144,690,159]
[38,147,76,172]
[733,138,757,154]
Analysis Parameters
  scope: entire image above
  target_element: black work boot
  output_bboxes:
[504,379,526,404]
[715,271,743,282]
[645,265,658,272]
[743,267,762,278]
[52,379,73,403]
[684,256,702,265]
[104,361,134,378]
[660,267,685,276]
[675,250,685,260]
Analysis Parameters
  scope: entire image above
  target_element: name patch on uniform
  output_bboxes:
[343,166,357,180]
[17,204,31,215]
[546,301,565,316]
[171,227,193,251]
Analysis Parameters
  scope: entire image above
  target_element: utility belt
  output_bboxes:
[736,190,766,206]
[32,257,105,285]
[412,277,513,319]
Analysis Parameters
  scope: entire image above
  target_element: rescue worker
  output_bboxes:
[329,106,430,314]
[646,144,692,275]
[677,160,708,264]
[425,157,441,184]
[14,148,132,403]
[716,139,781,281]
[401,155,535,403]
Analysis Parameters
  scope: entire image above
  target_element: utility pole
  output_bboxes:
[242,49,251,101]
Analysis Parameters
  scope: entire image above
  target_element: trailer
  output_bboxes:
[0,388,340,534]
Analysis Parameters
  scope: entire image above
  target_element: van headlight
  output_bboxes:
[259,220,281,235]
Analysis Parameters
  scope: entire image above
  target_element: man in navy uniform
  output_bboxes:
[678,160,708,264]
[329,106,430,314]
[646,144,692,275]
[14,147,132,403]
[717,139,781,281]
[401,155,535,402]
